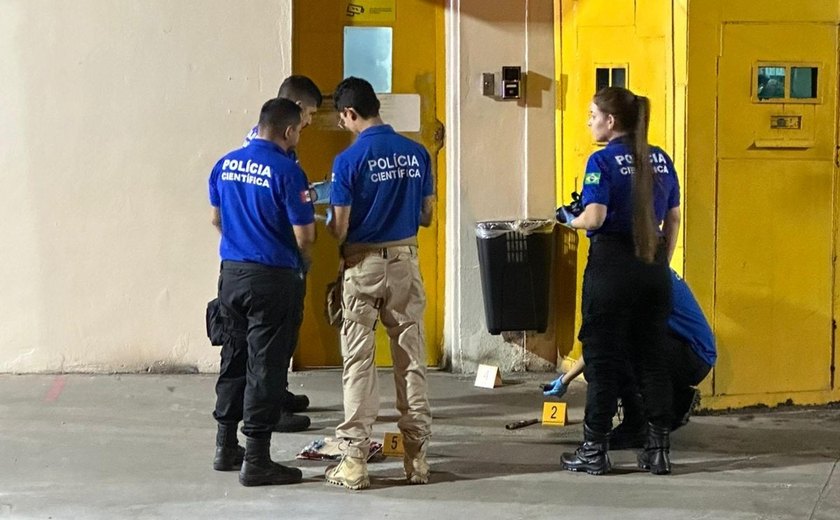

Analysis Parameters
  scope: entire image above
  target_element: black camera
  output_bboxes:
[555,192,583,223]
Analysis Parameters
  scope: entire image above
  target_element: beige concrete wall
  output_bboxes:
[444,1,558,373]
[0,0,292,372]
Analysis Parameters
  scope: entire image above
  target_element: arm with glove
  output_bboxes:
[543,357,586,397]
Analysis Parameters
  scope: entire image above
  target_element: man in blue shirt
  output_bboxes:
[209,98,315,487]
[242,75,322,433]
[325,77,434,490]
[243,75,322,148]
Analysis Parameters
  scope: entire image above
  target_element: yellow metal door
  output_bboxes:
[715,23,836,395]
[292,0,445,368]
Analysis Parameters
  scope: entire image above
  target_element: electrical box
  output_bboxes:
[482,66,522,100]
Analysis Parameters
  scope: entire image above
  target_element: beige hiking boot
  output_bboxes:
[325,455,370,490]
[403,438,430,485]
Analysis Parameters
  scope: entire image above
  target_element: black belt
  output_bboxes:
[221,260,297,272]
[590,234,666,245]
[590,233,633,244]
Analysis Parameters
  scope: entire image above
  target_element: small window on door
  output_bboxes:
[757,66,785,100]
[595,65,628,92]
[791,67,818,99]
[344,27,393,93]
[754,63,820,103]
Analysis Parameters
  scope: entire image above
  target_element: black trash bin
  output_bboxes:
[475,220,555,335]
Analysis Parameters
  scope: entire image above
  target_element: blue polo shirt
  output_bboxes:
[581,138,680,237]
[244,126,298,163]
[209,138,314,269]
[330,125,433,244]
[669,270,717,367]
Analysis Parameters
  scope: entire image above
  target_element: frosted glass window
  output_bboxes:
[344,27,393,93]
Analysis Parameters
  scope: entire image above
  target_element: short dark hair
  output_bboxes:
[278,75,323,108]
[334,77,380,119]
[258,97,302,136]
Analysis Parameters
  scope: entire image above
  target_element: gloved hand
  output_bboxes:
[543,375,568,398]
[555,206,577,227]
[325,207,334,227]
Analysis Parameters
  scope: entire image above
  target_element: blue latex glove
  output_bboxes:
[325,207,334,227]
[543,375,568,398]
[555,206,577,227]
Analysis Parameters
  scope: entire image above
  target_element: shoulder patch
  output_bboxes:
[584,172,601,185]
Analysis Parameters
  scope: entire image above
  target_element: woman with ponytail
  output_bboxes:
[560,87,681,476]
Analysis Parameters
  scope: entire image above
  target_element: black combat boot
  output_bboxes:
[213,423,245,471]
[637,423,672,475]
[273,411,311,432]
[285,390,310,413]
[238,437,303,487]
[561,425,611,475]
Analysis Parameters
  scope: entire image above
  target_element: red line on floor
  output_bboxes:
[43,376,67,402]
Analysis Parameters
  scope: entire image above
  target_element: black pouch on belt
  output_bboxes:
[205,298,226,346]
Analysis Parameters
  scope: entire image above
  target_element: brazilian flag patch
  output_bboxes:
[584,172,601,185]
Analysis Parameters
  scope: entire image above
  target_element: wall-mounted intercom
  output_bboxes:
[482,66,522,100]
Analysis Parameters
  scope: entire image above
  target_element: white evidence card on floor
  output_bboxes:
[383,432,405,457]
[542,402,568,426]
[474,364,502,389]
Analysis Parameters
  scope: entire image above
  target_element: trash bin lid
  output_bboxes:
[475,219,555,239]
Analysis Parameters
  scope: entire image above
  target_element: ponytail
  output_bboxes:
[592,87,660,262]
[630,96,657,263]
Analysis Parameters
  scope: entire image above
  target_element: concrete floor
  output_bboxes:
[1,371,838,520]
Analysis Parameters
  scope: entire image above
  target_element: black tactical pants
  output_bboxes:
[579,235,673,433]
[212,261,305,439]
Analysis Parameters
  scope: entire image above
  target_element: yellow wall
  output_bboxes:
[556,0,840,408]
[686,0,840,409]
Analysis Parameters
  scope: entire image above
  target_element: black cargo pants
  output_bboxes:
[578,235,674,433]
[212,261,305,439]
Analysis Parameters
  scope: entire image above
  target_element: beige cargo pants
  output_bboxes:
[335,245,432,458]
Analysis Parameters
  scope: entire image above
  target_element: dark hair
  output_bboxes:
[593,87,657,263]
[258,97,302,138]
[334,77,380,119]
[278,75,323,108]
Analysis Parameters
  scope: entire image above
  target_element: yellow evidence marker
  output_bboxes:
[383,432,405,457]
[541,402,568,426]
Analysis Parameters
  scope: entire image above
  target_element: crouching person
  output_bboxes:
[326,77,435,490]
